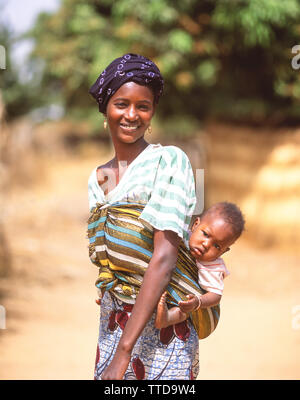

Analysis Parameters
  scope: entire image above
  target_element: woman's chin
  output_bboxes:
[118,133,145,144]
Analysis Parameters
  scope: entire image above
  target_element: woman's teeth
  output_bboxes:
[120,123,139,131]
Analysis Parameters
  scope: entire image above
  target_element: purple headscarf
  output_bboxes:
[89,53,164,113]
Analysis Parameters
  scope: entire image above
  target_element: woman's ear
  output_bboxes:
[151,104,156,118]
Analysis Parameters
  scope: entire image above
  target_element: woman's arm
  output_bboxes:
[100,229,181,380]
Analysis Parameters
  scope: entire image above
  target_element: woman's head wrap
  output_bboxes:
[89,53,164,114]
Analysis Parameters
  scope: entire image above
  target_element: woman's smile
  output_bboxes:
[119,122,141,132]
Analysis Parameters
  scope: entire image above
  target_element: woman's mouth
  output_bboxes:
[120,123,140,132]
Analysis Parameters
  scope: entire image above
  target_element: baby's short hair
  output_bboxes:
[200,201,245,239]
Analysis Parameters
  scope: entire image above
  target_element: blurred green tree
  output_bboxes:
[20,0,300,130]
[0,24,44,121]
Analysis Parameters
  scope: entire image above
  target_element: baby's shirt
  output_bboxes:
[196,258,230,295]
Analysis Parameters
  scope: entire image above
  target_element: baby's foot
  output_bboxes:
[155,292,170,329]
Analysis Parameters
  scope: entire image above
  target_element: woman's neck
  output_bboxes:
[113,139,149,166]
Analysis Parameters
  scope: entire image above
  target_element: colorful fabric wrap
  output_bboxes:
[87,202,220,340]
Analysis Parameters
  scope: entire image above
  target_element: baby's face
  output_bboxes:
[189,215,237,262]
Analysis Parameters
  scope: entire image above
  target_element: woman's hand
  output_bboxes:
[101,347,131,380]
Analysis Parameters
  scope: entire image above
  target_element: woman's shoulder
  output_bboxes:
[88,158,114,183]
[153,144,191,166]
[88,166,98,184]
[159,144,189,156]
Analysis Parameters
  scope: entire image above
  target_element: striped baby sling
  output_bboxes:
[87,202,220,339]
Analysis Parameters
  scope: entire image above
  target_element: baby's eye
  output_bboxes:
[202,230,209,237]
[214,243,221,250]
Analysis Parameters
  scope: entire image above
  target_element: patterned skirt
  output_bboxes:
[94,292,199,380]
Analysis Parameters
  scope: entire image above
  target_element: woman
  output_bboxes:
[88,54,198,380]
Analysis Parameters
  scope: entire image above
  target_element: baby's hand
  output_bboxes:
[178,294,200,313]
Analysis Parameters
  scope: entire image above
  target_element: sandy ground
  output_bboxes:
[0,152,299,380]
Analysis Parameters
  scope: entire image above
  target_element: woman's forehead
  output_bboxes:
[112,82,154,98]
[109,82,155,105]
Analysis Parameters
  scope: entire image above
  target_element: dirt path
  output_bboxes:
[0,153,299,380]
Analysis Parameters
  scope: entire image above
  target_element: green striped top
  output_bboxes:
[88,144,196,242]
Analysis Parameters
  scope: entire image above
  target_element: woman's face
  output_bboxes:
[105,81,155,146]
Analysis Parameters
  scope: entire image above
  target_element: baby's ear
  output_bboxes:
[224,247,230,254]
[191,217,201,231]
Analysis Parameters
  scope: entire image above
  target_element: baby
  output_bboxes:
[155,201,245,329]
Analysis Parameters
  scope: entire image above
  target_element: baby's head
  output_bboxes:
[189,202,245,262]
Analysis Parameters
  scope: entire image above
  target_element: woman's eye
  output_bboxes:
[202,230,208,237]
[139,105,149,111]
[115,102,127,108]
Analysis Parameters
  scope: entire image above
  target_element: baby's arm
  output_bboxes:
[192,291,222,309]
[179,292,221,314]
[155,291,221,329]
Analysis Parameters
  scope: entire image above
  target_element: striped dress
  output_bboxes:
[88,144,200,380]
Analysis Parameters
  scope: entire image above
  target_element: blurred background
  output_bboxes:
[0,0,299,380]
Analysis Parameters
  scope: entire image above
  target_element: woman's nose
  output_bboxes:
[125,105,138,120]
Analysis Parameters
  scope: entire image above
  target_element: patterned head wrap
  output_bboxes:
[89,53,164,114]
